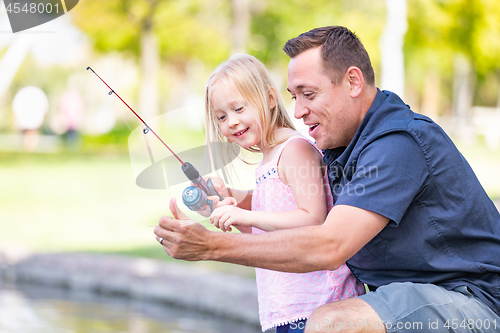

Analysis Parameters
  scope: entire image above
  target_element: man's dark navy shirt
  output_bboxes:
[323,89,500,316]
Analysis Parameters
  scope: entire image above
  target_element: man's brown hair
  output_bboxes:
[283,26,375,86]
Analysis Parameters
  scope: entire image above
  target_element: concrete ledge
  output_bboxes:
[0,251,259,325]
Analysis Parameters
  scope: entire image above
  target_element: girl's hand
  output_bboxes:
[216,196,237,208]
[210,206,252,232]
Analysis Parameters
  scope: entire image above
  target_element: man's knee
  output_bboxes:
[305,298,386,333]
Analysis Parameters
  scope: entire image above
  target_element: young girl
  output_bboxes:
[205,54,364,333]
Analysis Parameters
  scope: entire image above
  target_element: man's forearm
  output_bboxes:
[159,202,388,275]
[205,225,342,273]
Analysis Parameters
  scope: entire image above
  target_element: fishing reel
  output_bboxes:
[182,186,213,212]
[181,162,223,213]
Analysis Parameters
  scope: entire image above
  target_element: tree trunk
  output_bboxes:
[380,0,407,98]
[497,77,500,110]
[452,54,475,141]
[421,72,441,119]
[0,35,32,101]
[230,0,250,54]
[139,28,160,122]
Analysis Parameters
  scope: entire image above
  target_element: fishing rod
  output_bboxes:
[86,66,223,213]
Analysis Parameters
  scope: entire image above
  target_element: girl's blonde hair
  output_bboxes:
[205,54,295,153]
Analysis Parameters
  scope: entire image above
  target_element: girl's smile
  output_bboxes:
[210,80,262,149]
[234,127,249,137]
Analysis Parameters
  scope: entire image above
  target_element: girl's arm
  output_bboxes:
[232,225,253,233]
[211,139,328,232]
[227,188,253,210]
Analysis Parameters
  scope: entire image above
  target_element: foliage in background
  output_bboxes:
[3,0,500,137]
[72,0,231,67]
[249,0,386,71]
[80,122,206,152]
[406,0,500,108]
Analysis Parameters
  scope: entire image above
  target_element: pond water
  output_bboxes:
[0,281,262,333]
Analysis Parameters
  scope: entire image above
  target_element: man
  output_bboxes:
[154,26,500,332]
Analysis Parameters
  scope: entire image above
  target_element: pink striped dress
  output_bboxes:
[251,135,365,331]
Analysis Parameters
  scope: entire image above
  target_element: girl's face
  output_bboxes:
[210,80,262,149]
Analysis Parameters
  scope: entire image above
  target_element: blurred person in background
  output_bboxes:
[57,89,85,150]
[12,85,49,151]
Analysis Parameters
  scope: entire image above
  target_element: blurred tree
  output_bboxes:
[72,0,231,120]
[406,0,500,118]
[247,0,386,96]
[72,0,500,126]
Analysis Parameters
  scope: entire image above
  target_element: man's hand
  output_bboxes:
[154,197,211,261]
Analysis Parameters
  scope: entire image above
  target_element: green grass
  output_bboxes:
[0,150,166,251]
[0,149,256,277]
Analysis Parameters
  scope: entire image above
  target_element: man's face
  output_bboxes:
[287,47,358,150]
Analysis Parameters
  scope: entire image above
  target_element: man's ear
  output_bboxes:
[267,86,278,110]
[346,66,364,98]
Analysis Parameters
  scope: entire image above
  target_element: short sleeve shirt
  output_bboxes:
[323,89,500,316]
